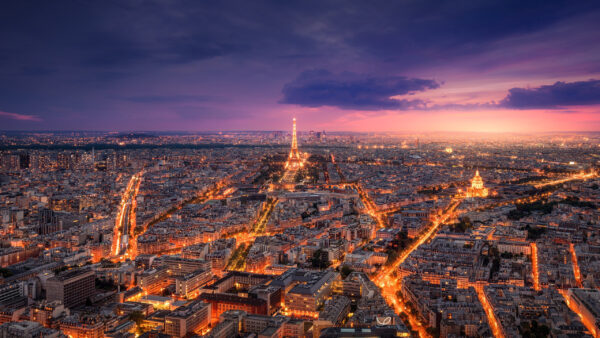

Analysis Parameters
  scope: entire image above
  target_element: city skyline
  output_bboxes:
[1,108,600,337]
[1,1,600,132]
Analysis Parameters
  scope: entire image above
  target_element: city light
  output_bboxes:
[531,243,541,291]
[3,2,600,337]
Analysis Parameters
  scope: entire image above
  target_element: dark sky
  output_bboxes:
[1,0,600,132]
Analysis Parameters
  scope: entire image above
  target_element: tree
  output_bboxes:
[451,216,473,233]
[341,265,354,278]
[100,258,115,267]
[0,268,13,278]
[128,311,146,334]
[426,327,440,338]
[520,320,550,338]
[490,258,501,278]
[526,226,546,241]
[311,249,330,269]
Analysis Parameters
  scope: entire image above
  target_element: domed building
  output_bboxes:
[466,170,488,198]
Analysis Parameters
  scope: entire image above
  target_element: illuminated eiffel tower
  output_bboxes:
[286,117,303,169]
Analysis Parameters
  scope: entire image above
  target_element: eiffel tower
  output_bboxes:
[286,117,303,169]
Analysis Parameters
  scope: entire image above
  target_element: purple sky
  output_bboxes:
[1,1,600,132]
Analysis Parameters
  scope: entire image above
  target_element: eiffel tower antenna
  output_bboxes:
[286,117,302,169]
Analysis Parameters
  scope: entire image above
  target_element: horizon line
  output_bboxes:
[2,129,600,135]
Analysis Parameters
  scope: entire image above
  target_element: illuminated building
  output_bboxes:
[204,311,244,338]
[284,270,339,318]
[30,301,68,328]
[160,256,211,276]
[174,269,212,297]
[202,271,273,294]
[198,293,268,320]
[59,315,105,338]
[206,311,295,338]
[0,309,23,325]
[115,302,153,317]
[465,170,489,198]
[0,246,41,268]
[285,118,303,170]
[318,295,351,326]
[205,249,231,271]
[137,266,170,295]
[320,327,410,337]
[140,310,170,332]
[164,300,211,338]
[138,295,177,310]
[247,284,283,315]
[342,272,366,299]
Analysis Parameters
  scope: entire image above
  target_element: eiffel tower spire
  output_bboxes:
[286,117,302,168]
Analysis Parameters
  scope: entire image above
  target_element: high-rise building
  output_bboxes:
[45,269,95,308]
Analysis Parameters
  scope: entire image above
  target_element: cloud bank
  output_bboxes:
[500,80,600,109]
[0,110,41,122]
[280,70,439,110]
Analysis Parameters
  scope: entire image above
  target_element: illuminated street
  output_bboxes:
[533,171,597,188]
[476,288,504,338]
[531,242,541,291]
[570,243,583,288]
[352,182,386,228]
[111,171,143,260]
[372,198,463,337]
[559,289,598,337]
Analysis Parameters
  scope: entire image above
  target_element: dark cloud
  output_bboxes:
[337,1,600,67]
[3,1,597,73]
[280,70,439,110]
[0,1,599,129]
[500,80,600,109]
[79,32,150,68]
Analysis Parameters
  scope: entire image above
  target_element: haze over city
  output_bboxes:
[1,1,600,132]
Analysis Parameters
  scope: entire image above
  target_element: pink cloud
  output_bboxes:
[0,110,42,122]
